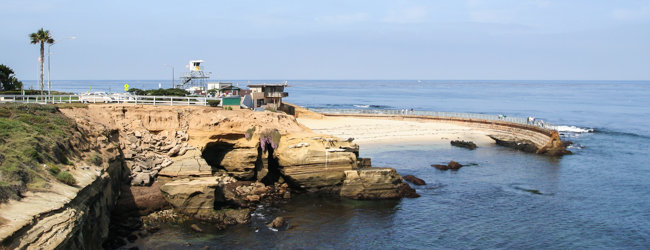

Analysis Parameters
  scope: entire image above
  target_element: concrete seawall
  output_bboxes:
[317,113,567,155]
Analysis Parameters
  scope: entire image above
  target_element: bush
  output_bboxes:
[48,165,60,175]
[259,128,281,152]
[207,100,221,107]
[56,172,76,186]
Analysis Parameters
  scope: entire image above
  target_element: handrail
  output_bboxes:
[308,108,557,131]
[0,94,223,107]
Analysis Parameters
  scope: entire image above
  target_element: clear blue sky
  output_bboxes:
[2,0,649,80]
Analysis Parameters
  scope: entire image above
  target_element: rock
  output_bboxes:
[432,161,463,171]
[448,161,462,170]
[190,224,203,232]
[135,130,142,138]
[450,140,477,150]
[357,158,372,168]
[276,135,358,188]
[340,168,415,199]
[247,195,260,202]
[177,147,188,156]
[167,145,182,157]
[283,191,291,199]
[398,183,421,198]
[403,175,426,185]
[159,177,252,224]
[131,172,152,186]
[267,217,286,228]
[488,135,538,153]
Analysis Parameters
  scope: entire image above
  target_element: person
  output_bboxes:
[410,108,414,115]
[401,108,405,115]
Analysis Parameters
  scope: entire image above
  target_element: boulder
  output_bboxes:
[131,172,152,186]
[160,177,250,223]
[267,217,286,228]
[190,224,203,233]
[432,161,463,170]
[275,135,359,188]
[340,168,416,199]
[450,140,477,150]
[402,175,426,185]
[398,183,420,198]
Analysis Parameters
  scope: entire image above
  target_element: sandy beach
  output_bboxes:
[297,116,495,146]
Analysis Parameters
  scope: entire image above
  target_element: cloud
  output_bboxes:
[315,13,370,25]
[381,7,427,24]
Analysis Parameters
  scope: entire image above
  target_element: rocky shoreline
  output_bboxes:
[0,104,420,249]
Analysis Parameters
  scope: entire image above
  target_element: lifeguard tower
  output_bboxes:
[177,60,211,90]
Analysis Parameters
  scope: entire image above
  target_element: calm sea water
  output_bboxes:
[35,80,650,249]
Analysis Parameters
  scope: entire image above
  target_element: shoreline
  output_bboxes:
[297,116,495,146]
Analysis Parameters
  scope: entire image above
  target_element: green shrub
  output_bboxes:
[48,165,60,175]
[56,172,76,186]
[207,100,221,107]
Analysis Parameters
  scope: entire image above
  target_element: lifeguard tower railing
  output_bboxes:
[308,108,557,131]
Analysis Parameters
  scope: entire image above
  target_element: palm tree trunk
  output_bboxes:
[40,42,44,95]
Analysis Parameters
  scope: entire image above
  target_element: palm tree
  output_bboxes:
[29,28,54,95]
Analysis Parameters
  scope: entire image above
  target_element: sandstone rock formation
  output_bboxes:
[340,168,418,199]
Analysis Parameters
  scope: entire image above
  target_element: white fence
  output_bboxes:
[309,108,558,131]
[0,94,222,106]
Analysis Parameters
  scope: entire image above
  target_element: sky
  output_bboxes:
[1,0,649,80]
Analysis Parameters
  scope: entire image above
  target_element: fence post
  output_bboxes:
[187,97,190,105]
[171,97,173,106]
[153,96,156,105]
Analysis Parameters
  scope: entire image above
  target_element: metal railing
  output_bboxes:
[0,94,223,107]
[309,108,558,131]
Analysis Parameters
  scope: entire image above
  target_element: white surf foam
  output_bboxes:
[353,105,370,108]
[556,125,594,133]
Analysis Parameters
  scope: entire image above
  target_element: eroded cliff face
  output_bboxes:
[1,104,415,250]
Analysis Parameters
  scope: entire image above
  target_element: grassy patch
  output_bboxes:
[56,172,76,186]
[53,103,88,109]
[0,103,81,202]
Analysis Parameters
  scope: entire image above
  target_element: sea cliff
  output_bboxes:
[0,104,416,249]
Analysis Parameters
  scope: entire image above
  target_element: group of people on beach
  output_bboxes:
[498,114,547,128]
[401,108,414,115]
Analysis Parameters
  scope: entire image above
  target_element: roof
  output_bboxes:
[221,86,241,90]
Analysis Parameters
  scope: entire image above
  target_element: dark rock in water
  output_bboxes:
[432,161,463,170]
[488,135,538,153]
[448,161,462,170]
[451,140,477,150]
[398,183,420,198]
[403,175,426,185]
[562,141,574,147]
[126,234,138,243]
[190,224,203,232]
[267,216,287,228]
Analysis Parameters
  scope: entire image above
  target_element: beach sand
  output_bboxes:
[297,116,495,146]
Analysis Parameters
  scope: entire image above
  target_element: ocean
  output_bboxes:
[25,80,650,249]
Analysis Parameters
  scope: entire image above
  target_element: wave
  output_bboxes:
[556,125,594,133]
[354,105,370,108]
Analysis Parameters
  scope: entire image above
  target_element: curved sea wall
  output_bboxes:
[316,113,568,155]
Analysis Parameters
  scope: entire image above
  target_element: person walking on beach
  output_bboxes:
[410,108,414,115]
[401,109,405,115]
